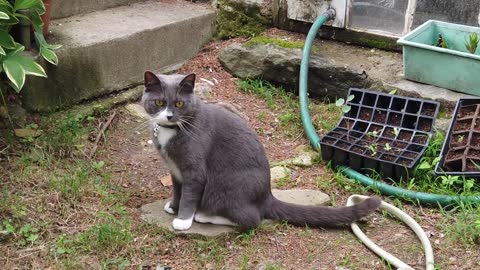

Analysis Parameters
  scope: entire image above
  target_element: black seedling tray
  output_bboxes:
[435,99,480,177]
[320,88,440,181]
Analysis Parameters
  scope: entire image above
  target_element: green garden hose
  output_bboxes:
[300,9,335,152]
[299,11,480,207]
[301,11,439,270]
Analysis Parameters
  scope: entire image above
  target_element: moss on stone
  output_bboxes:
[358,38,396,50]
[216,0,269,40]
[245,35,319,52]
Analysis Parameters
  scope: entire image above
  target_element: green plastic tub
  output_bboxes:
[397,20,480,96]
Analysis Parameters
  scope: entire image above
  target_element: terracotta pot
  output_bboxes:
[41,0,53,36]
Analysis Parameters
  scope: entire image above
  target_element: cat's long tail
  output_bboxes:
[264,196,381,227]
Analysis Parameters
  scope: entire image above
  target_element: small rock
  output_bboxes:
[125,103,149,120]
[194,82,212,100]
[14,128,42,138]
[6,103,27,127]
[272,145,319,167]
[270,166,291,181]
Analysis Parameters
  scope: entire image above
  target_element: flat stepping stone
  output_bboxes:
[140,189,330,237]
[271,189,330,206]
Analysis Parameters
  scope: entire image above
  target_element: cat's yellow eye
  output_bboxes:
[155,100,165,107]
[175,101,184,108]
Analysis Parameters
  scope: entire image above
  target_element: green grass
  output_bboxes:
[237,78,302,137]
[439,203,480,246]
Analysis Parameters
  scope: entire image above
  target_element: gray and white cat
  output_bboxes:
[142,71,381,231]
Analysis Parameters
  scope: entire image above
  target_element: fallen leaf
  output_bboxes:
[161,175,173,186]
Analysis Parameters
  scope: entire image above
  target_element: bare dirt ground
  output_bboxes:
[1,29,479,269]
[97,32,478,269]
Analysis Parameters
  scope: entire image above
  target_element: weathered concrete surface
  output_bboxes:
[389,80,474,111]
[51,0,145,19]
[51,85,143,119]
[22,1,215,112]
[219,43,372,100]
[140,189,330,236]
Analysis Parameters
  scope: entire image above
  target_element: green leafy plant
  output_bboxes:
[465,32,479,54]
[0,220,39,246]
[0,0,60,91]
[393,127,400,137]
[458,135,465,143]
[336,95,355,135]
[367,130,379,138]
[436,33,448,48]
[335,95,354,115]
[384,143,392,152]
[368,144,377,156]
[441,175,461,188]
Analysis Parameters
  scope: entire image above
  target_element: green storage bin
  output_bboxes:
[397,20,480,96]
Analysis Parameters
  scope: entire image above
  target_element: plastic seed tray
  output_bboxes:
[320,88,440,180]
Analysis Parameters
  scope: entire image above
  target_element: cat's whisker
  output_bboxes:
[179,122,200,141]
[178,121,200,142]
[133,123,154,133]
[179,118,202,133]
[133,118,156,132]
[178,119,201,141]
[179,118,200,134]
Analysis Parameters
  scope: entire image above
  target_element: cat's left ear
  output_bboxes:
[144,71,162,91]
[179,73,196,95]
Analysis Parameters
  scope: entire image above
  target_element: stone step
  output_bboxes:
[51,0,147,19]
[23,1,216,112]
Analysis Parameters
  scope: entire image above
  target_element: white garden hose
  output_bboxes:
[347,195,435,270]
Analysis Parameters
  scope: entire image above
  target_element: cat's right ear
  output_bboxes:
[144,71,161,91]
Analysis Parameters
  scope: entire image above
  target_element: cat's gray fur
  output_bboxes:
[142,71,381,231]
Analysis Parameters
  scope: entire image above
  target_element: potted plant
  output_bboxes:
[320,88,440,181]
[397,20,480,96]
[435,98,480,177]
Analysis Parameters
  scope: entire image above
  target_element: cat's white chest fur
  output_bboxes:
[155,125,177,148]
[154,125,183,182]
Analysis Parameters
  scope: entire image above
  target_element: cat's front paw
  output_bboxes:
[164,201,176,215]
[172,217,193,231]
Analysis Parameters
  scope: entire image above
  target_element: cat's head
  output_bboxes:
[142,71,198,127]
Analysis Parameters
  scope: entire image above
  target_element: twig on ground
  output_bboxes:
[88,111,117,158]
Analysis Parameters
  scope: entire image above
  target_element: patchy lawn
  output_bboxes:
[1,31,479,269]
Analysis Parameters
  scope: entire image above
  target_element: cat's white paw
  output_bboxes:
[172,217,193,231]
[164,201,175,215]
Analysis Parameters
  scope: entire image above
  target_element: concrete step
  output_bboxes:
[51,0,147,19]
[23,1,216,112]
